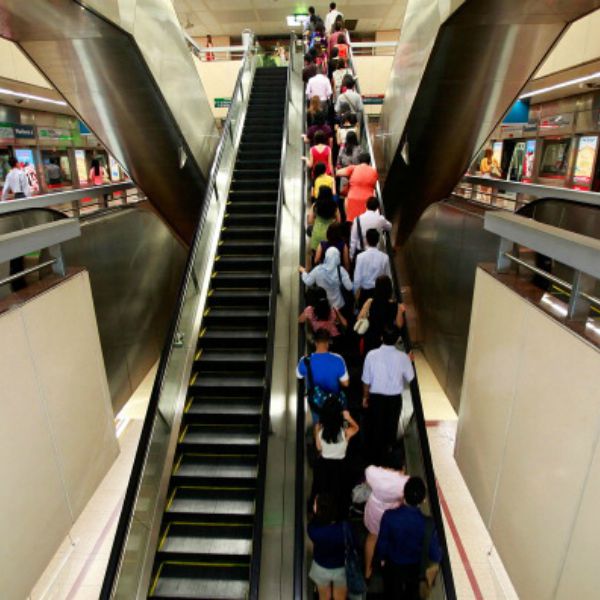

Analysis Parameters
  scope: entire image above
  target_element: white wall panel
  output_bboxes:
[457,268,600,600]
[0,272,118,599]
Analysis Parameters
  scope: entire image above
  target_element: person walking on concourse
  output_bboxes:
[361,327,414,465]
[377,476,442,600]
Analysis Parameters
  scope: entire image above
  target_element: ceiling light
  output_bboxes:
[287,14,307,27]
[0,87,67,106]
[520,72,600,99]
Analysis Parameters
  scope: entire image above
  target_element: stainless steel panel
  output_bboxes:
[0,205,186,412]
[377,0,600,240]
[0,0,218,244]
[404,197,600,409]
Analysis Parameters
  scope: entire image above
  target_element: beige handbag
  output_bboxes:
[353,299,371,335]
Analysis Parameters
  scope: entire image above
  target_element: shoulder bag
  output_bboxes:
[303,356,347,415]
[343,522,367,595]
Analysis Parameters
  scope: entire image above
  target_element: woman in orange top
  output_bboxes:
[336,152,378,221]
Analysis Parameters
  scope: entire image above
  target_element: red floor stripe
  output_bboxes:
[436,481,485,600]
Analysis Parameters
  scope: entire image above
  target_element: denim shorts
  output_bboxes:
[309,560,347,588]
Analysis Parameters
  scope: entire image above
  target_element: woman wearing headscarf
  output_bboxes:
[299,246,352,311]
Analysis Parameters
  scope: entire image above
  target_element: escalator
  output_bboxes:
[147,66,288,599]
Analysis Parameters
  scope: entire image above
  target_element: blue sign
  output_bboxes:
[78,121,92,135]
[504,99,530,124]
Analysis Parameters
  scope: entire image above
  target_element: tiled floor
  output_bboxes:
[414,350,519,600]
[28,366,156,600]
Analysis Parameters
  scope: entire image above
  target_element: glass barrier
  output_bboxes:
[100,39,257,599]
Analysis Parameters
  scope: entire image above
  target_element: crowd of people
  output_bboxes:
[297,6,443,599]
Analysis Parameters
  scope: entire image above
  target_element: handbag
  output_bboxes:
[343,522,367,595]
[353,297,371,335]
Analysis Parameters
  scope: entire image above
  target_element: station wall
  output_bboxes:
[0,271,118,600]
[456,267,600,600]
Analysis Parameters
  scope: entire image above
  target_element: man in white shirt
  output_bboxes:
[350,196,392,259]
[2,157,30,201]
[306,72,332,105]
[353,228,391,307]
[335,76,363,114]
[324,2,343,34]
[362,327,414,464]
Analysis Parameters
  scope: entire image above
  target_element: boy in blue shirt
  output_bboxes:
[297,328,349,423]
[377,476,443,599]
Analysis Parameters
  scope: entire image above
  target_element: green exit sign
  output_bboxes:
[214,97,232,108]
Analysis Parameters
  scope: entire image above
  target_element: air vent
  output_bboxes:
[345,19,357,31]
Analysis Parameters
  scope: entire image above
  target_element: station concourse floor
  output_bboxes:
[29,355,519,600]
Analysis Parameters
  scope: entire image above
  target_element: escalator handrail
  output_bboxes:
[293,39,309,599]
[346,33,457,600]
[100,33,257,599]
[247,35,294,600]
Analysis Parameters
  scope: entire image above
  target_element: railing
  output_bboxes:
[0,182,140,218]
[350,40,397,56]
[247,34,294,600]
[486,211,600,321]
[184,32,246,60]
[0,219,80,288]
[453,174,600,213]
[100,32,257,599]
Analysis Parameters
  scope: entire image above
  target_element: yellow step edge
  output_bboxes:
[169,521,251,528]
[194,348,203,361]
[156,560,248,568]
[173,485,255,492]
[198,327,207,338]
[184,398,194,413]
[189,372,198,386]
[158,522,172,551]
[178,425,189,444]
[165,488,178,512]
[172,453,184,474]
[148,562,164,597]
[203,307,211,317]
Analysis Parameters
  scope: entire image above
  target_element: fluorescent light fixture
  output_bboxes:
[520,71,600,99]
[0,87,67,106]
[287,14,307,26]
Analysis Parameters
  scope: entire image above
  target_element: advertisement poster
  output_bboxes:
[572,135,598,190]
[15,148,34,166]
[492,141,503,168]
[75,149,88,185]
[522,140,537,183]
[109,156,121,182]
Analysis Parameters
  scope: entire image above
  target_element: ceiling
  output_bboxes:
[173,0,408,36]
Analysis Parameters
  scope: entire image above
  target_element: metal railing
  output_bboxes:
[486,211,600,321]
[453,174,600,213]
[100,32,257,599]
[350,40,397,56]
[184,32,246,60]
[0,181,140,218]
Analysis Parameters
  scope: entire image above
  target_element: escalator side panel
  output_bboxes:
[377,0,600,240]
[0,0,218,245]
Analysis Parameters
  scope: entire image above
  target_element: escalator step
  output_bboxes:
[206,289,270,307]
[228,190,278,202]
[214,254,273,268]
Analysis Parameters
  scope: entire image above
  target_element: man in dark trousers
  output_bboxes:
[376,476,443,599]
[361,327,414,465]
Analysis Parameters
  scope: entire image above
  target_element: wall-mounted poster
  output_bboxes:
[109,156,121,182]
[522,139,537,183]
[75,149,88,185]
[572,135,598,190]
